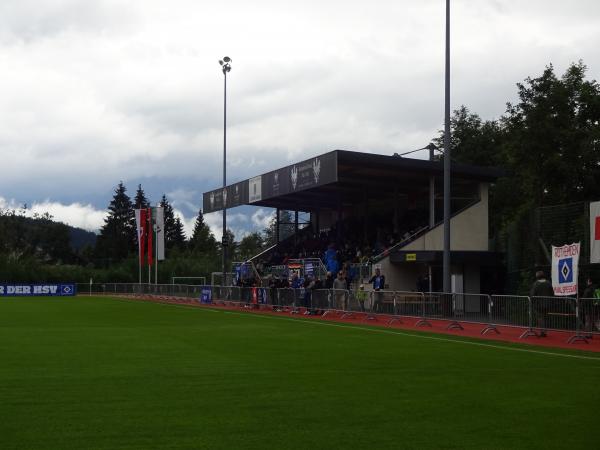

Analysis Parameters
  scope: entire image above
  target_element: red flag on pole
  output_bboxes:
[138,208,147,266]
[147,207,154,266]
[591,201,600,264]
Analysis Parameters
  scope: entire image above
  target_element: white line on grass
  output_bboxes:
[221,310,600,362]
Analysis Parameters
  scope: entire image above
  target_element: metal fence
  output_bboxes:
[77,283,600,343]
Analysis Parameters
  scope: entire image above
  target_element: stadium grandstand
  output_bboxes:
[203,150,504,298]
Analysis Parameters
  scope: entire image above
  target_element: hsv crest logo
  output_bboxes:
[313,158,321,184]
[291,165,298,190]
[274,172,279,185]
[209,192,215,208]
[223,188,228,205]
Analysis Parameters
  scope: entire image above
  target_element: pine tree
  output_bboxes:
[159,194,185,250]
[173,216,186,249]
[189,209,217,255]
[134,184,150,209]
[95,182,135,262]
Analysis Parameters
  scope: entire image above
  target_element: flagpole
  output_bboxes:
[155,220,158,285]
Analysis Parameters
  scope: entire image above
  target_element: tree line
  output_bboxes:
[433,61,600,292]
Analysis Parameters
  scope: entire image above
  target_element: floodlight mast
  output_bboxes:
[219,56,232,286]
[443,0,451,293]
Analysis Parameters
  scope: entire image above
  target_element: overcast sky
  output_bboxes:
[1,0,599,239]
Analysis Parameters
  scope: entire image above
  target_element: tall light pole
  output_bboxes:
[219,56,231,286]
[443,0,452,292]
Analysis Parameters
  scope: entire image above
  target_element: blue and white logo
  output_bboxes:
[61,284,74,295]
[558,258,573,283]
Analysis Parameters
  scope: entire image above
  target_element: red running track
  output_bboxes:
[122,295,600,353]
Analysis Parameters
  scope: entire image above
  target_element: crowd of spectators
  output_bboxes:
[258,209,428,283]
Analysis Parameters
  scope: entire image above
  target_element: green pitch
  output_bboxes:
[0,296,598,450]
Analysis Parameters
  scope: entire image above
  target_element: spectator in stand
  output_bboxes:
[369,268,385,313]
[356,284,367,312]
[529,270,554,337]
[290,271,302,289]
[324,244,339,275]
[303,275,315,312]
[324,271,334,289]
[582,277,599,334]
[333,271,347,311]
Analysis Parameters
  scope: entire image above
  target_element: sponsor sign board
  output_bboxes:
[200,286,212,304]
[249,176,262,203]
[0,284,77,296]
[202,151,338,213]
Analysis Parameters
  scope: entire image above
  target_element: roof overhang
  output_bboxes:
[202,149,505,213]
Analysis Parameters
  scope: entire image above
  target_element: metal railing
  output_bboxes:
[77,283,599,344]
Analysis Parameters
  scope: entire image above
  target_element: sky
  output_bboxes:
[1,0,599,240]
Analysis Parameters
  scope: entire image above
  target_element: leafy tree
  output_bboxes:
[218,228,237,265]
[262,210,294,246]
[134,184,150,209]
[434,106,504,167]
[502,61,600,209]
[237,232,264,261]
[95,182,135,262]
[189,209,217,255]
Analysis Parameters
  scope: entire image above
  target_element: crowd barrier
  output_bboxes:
[78,283,600,343]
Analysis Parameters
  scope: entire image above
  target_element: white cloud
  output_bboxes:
[0,196,107,232]
[251,208,275,230]
[1,0,599,231]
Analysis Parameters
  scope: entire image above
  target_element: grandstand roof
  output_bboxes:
[203,149,504,213]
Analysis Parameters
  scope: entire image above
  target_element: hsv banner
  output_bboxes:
[0,284,76,296]
[590,201,600,264]
[551,243,580,296]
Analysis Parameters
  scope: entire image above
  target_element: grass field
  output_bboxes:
[1,296,599,450]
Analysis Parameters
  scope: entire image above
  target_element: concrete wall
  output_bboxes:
[402,183,489,252]
[376,257,422,292]
[372,183,489,294]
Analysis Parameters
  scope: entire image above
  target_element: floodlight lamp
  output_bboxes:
[219,60,224,65]
[223,56,231,62]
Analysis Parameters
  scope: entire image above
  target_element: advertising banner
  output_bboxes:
[0,284,77,296]
[249,176,262,203]
[200,287,212,304]
[202,151,338,213]
[203,181,250,213]
[551,243,580,296]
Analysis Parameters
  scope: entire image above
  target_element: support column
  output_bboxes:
[294,210,299,247]
[363,191,368,245]
[337,198,342,243]
[429,147,435,229]
[393,186,399,234]
[275,208,280,244]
